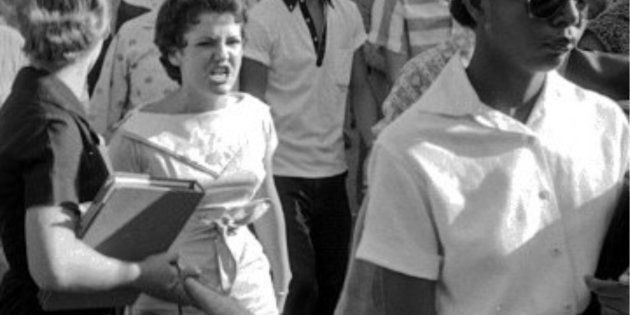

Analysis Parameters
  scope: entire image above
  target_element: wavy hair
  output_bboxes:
[154,0,246,84]
[16,0,110,71]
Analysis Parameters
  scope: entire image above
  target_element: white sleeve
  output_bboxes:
[243,13,274,66]
[347,1,368,51]
[356,141,442,280]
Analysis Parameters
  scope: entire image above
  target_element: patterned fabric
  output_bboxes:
[372,30,474,136]
[585,0,629,54]
[89,11,179,138]
[369,0,464,57]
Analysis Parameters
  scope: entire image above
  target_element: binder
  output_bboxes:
[38,172,205,311]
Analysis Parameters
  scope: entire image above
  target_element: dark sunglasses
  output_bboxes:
[527,0,589,20]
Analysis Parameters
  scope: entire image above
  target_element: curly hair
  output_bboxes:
[16,0,110,71]
[154,0,246,84]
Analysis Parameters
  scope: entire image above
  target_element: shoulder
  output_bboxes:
[0,25,24,45]
[550,72,628,134]
[247,0,284,24]
[235,93,272,118]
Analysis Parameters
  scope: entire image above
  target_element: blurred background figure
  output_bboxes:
[87,0,151,94]
[240,0,378,313]
[579,0,629,54]
[0,0,28,105]
[89,1,177,139]
[368,0,472,84]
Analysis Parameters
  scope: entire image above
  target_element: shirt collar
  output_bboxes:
[413,55,563,133]
[283,0,332,11]
[13,66,90,120]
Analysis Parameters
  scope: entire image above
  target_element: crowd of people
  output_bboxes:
[0,0,627,314]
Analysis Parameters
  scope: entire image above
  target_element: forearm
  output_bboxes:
[26,205,141,291]
[351,88,379,148]
[184,278,252,315]
[350,49,380,148]
[385,49,408,84]
[252,198,291,294]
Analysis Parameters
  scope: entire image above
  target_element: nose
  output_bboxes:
[550,0,582,28]
[213,42,229,61]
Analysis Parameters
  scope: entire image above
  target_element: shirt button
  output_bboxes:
[538,190,549,200]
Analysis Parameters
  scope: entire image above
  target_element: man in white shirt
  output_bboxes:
[336,0,629,314]
[240,0,378,313]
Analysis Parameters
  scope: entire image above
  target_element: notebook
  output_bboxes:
[38,172,205,311]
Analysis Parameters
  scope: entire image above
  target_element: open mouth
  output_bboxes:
[208,66,230,83]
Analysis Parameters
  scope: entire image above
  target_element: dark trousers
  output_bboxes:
[275,173,352,315]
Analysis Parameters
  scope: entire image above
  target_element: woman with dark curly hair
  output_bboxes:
[0,1,197,314]
[108,0,290,314]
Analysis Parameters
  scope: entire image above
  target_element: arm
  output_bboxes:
[350,49,379,148]
[239,57,268,103]
[183,278,252,315]
[252,143,291,310]
[385,49,409,84]
[25,204,195,304]
[380,266,437,315]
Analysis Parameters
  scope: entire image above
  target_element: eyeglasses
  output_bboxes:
[527,0,588,20]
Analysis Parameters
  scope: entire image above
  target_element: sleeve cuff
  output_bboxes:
[355,234,442,280]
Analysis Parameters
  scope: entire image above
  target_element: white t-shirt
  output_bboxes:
[244,0,366,177]
[356,57,629,314]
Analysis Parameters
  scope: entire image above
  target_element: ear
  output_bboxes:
[462,0,485,26]
[168,49,183,67]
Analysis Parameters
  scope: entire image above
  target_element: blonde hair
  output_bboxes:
[17,0,110,71]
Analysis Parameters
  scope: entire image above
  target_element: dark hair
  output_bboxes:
[154,0,246,84]
[16,0,110,71]
[450,0,478,29]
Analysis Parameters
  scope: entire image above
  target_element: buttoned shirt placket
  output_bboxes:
[470,97,579,314]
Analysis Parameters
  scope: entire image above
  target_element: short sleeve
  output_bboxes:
[108,130,146,173]
[355,141,442,280]
[243,14,274,66]
[22,118,82,209]
[368,0,395,46]
[262,108,278,159]
[383,0,406,53]
[347,1,368,51]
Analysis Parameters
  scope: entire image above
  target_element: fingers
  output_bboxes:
[175,255,202,279]
[618,268,629,285]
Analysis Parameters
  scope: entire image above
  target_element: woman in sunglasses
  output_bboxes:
[336,0,629,314]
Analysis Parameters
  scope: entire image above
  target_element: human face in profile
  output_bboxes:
[170,12,243,96]
[476,0,587,73]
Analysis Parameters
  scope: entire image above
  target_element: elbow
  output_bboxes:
[29,259,74,291]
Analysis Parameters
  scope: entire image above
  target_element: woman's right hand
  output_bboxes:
[133,251,201,304]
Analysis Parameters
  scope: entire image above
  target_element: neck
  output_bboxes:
[173,86,234,114]
[465,44,546,123]
[53,61,91,107]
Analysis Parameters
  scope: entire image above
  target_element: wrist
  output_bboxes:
[124,262,143,290]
